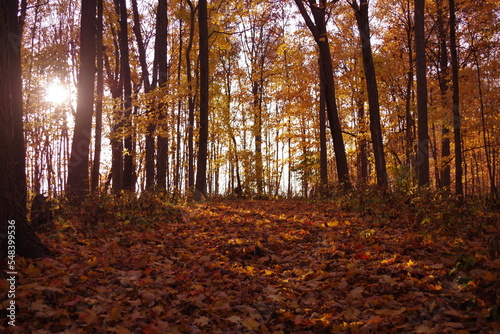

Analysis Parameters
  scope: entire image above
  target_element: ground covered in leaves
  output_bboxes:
[1,195,499,333]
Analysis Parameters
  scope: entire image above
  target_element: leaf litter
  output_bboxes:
[1,199,499,333]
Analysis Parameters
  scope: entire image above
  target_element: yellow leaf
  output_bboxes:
[405,259,416,267]
[245,266,255,275]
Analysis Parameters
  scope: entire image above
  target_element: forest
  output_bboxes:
[0,0,499,332]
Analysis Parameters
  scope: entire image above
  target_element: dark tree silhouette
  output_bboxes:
[195,0,209,200]
[0,0,50,258]
[67,0,97,197]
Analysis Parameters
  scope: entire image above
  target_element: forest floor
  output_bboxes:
[1,196,500,333]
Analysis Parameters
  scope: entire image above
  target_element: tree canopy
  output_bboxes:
[16,0,500,199]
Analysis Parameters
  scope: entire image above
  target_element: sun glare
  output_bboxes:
[45,80,69,105]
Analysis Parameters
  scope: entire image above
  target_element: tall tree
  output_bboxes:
[131,0,155,190]
[347,0,388,189]
[153,0,168,191]
[66,0,97,197]
[0,0,50,258]
[91,0,104,192]
[434,0,451,190]
[414,0,429,187]
[450,20,463,201]
[318,55,328,195]
[194,0,209,200]
[293,0,351,189]
[116,0,135,191]
[186,0,197,193]
[471,36,496,198]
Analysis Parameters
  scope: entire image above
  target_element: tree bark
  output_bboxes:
[67,0,97,197]
[294,0,351,189]
[472,43,497,199]
[154,0,168,191]
[195,0,209,201]
[319,55,328,195]
[131,0,155,191]
[1,0,50,258]
[403,0,415,172]
[449,0,463,198]
[91,0,104,192]
[186,0,197,192]
[117,0,135,192]
[414,0,430,187]
[435,0,451,190]
[348,0,388,189]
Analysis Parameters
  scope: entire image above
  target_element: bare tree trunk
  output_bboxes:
[1,0,50,258]
[414,0,429,187]
[154,0,168,191]
[186,0,197,193]
[91,0,104,192]
[435,0,451,190]
[195,0,209,201]
[472,43,497,199]
[174,21,183,198]
[117,0,135,192]
[131,0,155,190]
[294,0,351,189]
[67,0,97,197]
[449,0,463,198]
[348,0,388,189]
[319,56,328,195]
[103,26,124,193]
[356,98,369,185]
[404,0,415,172]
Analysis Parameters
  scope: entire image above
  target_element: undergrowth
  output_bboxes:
[58,192,185,233]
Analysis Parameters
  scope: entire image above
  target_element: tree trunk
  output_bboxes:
[67,0,97,197]
[449,0,463,198]
[117,0,135,192]
[435,0,451,190]
[1,0,50,258]
[319,56,328,195]
[194,0,209,201]
[294,0,351,189]
[91,0,104,192]
[131,0,155,191]
[252,78,264,195]
[186,0,197,193]
[472,44,497,199]
[103,28,124,194]
[404,0,415,172]
[174,22,183,197]
[349,0,388,189]
[414,0,429,187]
[154,0,168,191]
[356,98,369,185]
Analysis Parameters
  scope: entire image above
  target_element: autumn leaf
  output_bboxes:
[194,316,210,327]
[227,315,242,323]
[242,317,260,331]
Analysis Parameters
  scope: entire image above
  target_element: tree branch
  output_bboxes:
[293,0,317,38]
